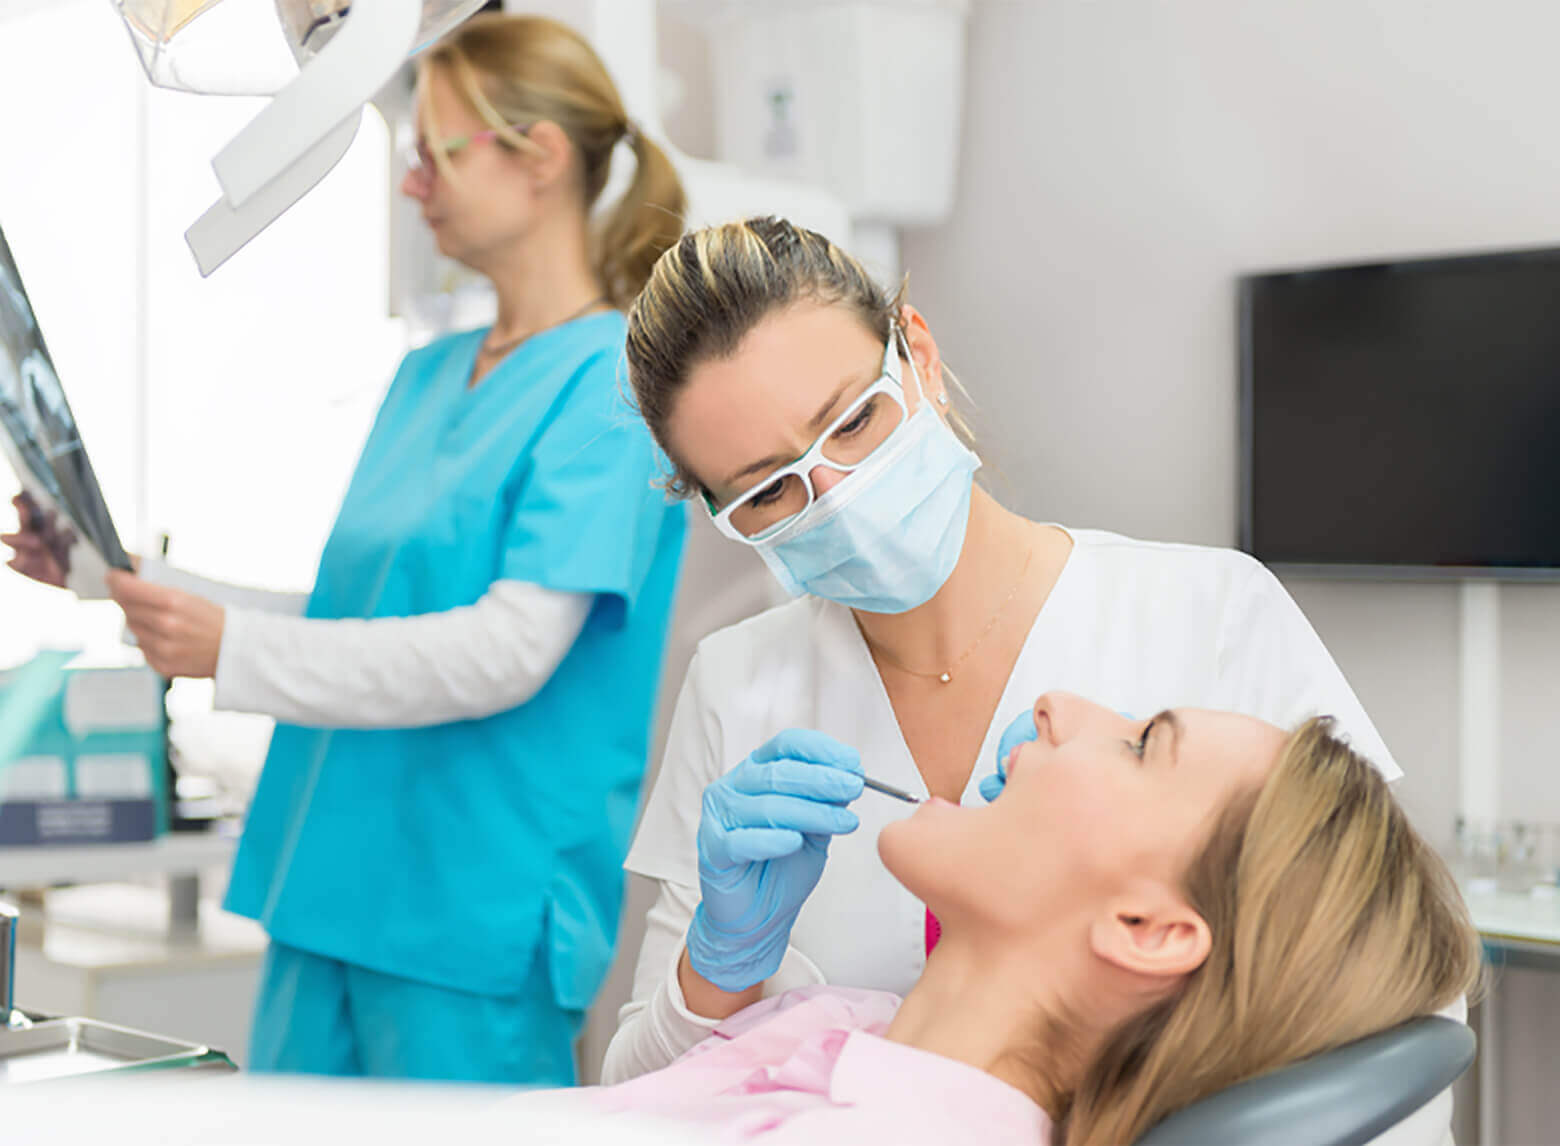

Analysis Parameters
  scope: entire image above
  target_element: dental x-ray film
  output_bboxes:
[0,222,132,598]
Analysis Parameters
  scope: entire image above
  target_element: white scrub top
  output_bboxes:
[602,526,1399,1083]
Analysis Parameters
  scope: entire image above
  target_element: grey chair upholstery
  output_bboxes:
[1133,1017,1475,1146]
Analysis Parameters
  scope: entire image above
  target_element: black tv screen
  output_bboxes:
[1239,247,1560,578]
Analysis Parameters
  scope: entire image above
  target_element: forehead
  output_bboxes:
[419,64,484,134]
[1177,708,1286,793]
[665,303,884,494]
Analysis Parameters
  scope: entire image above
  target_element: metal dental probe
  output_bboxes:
[862,776,922,804]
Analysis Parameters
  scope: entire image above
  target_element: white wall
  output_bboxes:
[902,0,1560,841]
[0,0,405,787]
[0,1,146,663]
[142,91,402,595]
[898,1,1560,1138]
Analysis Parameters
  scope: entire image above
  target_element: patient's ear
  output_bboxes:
[1088,892,1211,980]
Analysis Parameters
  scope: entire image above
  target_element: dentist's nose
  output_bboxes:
[808,463,850,498]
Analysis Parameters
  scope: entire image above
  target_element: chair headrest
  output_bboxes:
[1132,1016,1476,1146]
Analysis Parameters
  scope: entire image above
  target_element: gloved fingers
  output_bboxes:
[995,708,1039,776]
[980,707,1134,803]
[728,758,865,803]
[748,729,862,775]
[718,826,809,864]
[720,789,860,837]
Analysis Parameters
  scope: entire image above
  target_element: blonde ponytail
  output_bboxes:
[596,127,687,310]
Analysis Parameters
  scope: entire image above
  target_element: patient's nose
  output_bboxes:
[1034,691,1116,746]
[1032,693,1065,746]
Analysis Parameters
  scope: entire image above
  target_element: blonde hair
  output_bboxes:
[625,216,971,499]
[420,14,686,309]
[1051,719,1483,1146]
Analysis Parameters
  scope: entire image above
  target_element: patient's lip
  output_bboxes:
[1005,747,1023,779]
[928,795,955,807]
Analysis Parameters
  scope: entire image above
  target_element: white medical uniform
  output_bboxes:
[603,527,1402,1084]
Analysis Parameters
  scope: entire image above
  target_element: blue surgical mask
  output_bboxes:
[752,397,981,614]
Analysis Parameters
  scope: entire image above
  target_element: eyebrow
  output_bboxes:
[720,370,873,491]
[1149,709,1183,766]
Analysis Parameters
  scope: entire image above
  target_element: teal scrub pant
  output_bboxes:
[247,940,582,1085]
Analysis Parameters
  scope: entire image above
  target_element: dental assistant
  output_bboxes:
[600,217,1403,1083]
[6,16,687,1085]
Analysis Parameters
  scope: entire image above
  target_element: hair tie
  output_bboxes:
[622,119,640,146]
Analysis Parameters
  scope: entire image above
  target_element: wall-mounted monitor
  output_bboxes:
[1239,246,1560,579]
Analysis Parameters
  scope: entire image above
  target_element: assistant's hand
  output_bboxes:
[106,569,225,679]
[2,492,69,588]
[687,729,865,993]
[980,705,1139,801]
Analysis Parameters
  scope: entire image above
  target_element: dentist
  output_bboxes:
[601,216,1400,1082]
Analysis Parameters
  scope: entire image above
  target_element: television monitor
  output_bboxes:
[1239,246,1560,579]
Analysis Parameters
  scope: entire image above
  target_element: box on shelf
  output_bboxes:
[0,650,166,845]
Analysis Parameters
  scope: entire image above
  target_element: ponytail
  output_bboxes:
[596,127,687,310]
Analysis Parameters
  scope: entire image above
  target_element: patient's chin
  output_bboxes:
[876,818,916,881]
[877,813,944,903]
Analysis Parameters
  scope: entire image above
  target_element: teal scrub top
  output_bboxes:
[224,313,687,1005]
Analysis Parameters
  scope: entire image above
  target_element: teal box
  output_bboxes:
[0,650,167,845]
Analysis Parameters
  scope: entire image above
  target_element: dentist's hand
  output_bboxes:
[686,730,864,993]
[979,708,1039,802]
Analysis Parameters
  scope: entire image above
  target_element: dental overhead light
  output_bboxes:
[111,0,486,274]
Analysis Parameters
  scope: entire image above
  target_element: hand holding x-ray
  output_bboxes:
[1,491,70,589]
[105,570,226,680]
[0,224,132,598]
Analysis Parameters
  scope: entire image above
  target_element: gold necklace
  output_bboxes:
[479,294,608,358]
[861,539,1037,685]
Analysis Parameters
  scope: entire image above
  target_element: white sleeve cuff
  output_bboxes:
[658,940,726,1036]
[656,937,828,1039]
[212,606,260,714]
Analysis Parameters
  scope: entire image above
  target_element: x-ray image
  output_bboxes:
[0,222,131,598]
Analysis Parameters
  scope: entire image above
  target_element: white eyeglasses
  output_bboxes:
[705,327,922,543]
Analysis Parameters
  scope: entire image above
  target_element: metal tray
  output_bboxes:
[0,1018,229,1084]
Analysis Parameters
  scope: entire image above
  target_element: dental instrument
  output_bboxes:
[863,776,922,804]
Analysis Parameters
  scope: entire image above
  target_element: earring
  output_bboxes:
[936,392,949,407]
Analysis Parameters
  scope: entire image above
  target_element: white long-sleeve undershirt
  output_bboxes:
[600,877,826,1085]
[139,559,591,730]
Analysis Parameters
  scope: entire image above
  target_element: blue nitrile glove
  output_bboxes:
[687,729,865,993]
[980,708,1039,803]
[980,707,1137,801]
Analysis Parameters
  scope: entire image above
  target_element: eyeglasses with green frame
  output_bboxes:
[402,121,534,178]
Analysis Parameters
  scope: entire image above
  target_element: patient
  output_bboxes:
[550,693,1481,1144]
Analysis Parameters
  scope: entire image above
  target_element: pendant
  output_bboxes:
[939,672,952,684]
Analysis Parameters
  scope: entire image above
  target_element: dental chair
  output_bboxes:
[1134,1016,1475,1146]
